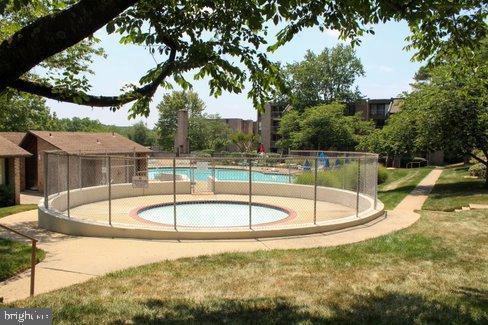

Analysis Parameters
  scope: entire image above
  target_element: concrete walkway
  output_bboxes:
[0,168,442,303]
[20,191,43,205]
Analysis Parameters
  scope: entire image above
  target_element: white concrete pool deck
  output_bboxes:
[67,194,355,227]
[0,168,442,303]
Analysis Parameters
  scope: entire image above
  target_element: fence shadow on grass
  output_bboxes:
[125,291,486,324]
[427,182,488,198]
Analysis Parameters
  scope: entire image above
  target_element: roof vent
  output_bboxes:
[96,139,101,144]
[49,132,52,137]
[112,132,115,137]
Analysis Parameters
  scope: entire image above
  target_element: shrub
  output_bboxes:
[193,149,213,157]
[294,161,388,188]
[294,162,359,189]
[468,163,486,179]
[0,184,14,207]
[378,165,388,184]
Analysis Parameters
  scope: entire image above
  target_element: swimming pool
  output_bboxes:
[149,167,291,183]
[135,201,291,227]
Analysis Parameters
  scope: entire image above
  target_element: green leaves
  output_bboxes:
[154,90,232,152]
[2,0,487,116]
[278,102,374,151]
[0,0,31,15]
[280,44,364,112]
[154,90,205,150]
[0,90,57,132]
[230,131,259,153]
[106,21,116,34]
[366,39,488,163]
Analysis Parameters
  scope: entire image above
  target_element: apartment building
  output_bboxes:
[203,117,258,152]
[220,118,257,134]
[351,98,403,128]
[257,102,292,153]
[258,98,402,153]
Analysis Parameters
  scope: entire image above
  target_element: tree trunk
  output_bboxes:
[485,163,488,187]
[0,0,138,91]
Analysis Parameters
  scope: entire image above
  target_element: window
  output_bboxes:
[346,104,356,115]
[370,104,386,116]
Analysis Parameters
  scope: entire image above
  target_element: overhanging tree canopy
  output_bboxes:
[1,0,487,117]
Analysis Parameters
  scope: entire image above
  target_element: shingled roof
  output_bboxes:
[0,136,31,158]
[25,131,152,155]
[0,132,27,145]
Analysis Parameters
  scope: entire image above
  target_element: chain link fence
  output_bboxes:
[43,151,379,231]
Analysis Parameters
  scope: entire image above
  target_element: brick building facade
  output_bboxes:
[0,135,31,205]
[0,131,152,194]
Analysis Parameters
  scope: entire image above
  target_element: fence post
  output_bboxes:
[356,157,361,218]
[211,157,215,192]
[56,154,60,195]
[43,152,48,208]
[173,157,177,230]
[66,154,70,218]
[314,157,318,225]
[288,160,291,183]
[108,156,112,226]
[249,158,252,229]
[342,154,346,189]
[374,157,378,209]
[79,151,82,190]
[30,240,36,296]
[133,147,136,178]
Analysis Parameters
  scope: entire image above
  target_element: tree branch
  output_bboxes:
[468,152,488,165]
[9,48,177,107]
[0,0,138,91]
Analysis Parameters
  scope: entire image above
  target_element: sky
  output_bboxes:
[45,21,422,128]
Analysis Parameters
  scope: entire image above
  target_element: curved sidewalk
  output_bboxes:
[0,168,442,303]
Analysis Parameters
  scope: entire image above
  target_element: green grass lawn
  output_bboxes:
[0,204,38,219]
[423,165,488,211]
[0,204,44,282]
[8,209,488,323]
[378,166,433,210]
[0,238,45,281]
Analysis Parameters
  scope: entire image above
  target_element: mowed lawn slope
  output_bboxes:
[378,167,433,210]
[423,165,488,211]
[0,204,38,219]
[8,209,488,323]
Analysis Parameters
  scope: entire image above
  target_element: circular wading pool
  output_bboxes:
[133,201,293,227]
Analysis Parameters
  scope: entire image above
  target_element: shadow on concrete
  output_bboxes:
[380,184,431,198]
[0,220,75,244]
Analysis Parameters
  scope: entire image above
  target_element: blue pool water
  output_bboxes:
[148,167,291,183]
[138,202,288,227]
